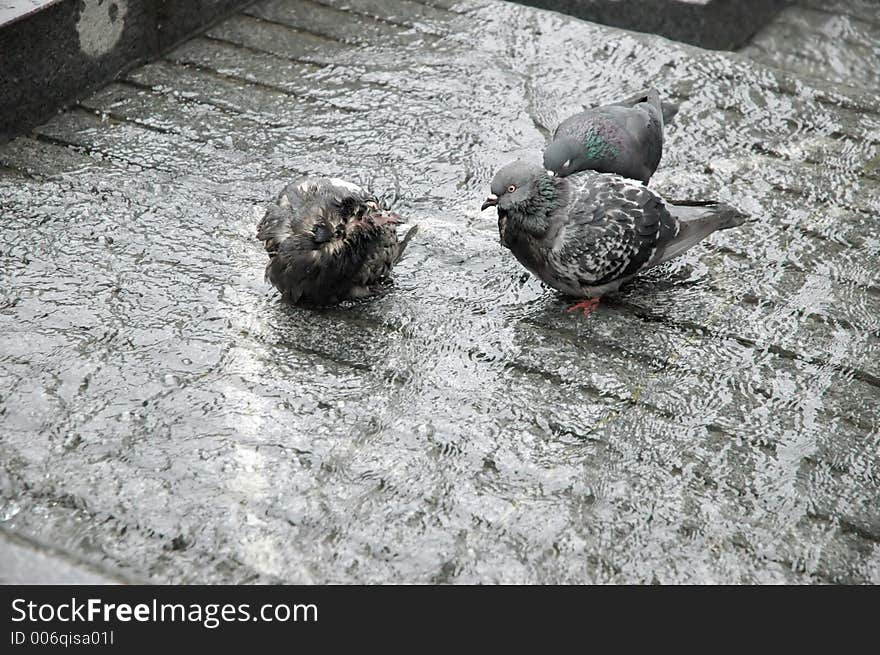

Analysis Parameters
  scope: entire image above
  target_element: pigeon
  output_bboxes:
[542,88,678,184]
[257,176,418,304]
[481,159,747,315]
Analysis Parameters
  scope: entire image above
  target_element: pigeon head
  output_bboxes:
[310,211,348,247]
[481,159,552,213]
[542,137,583,176]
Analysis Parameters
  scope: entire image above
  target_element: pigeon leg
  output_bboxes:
[566,297,600,316]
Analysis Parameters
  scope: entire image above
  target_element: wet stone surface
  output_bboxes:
[1,0,879,583]
[0,526,126,584]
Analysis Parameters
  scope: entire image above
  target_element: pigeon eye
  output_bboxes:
[507,185,517,194]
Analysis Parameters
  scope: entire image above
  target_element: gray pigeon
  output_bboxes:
[257,176,418,304]
[543,88,677,184]
[481,159,747,314]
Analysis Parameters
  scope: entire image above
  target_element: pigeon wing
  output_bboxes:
[256,176,321,255]
[553,109,593,141]
[548,174,677,287]
[257,176,371,256]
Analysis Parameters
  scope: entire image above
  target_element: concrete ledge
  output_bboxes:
[514,0,789,50]
[0,0,253,143]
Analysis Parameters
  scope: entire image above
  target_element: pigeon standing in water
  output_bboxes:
[257,177,418,304]
[481,159,747,315]
[543,88,677,184]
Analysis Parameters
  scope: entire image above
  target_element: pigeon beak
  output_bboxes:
[481,194,498,211]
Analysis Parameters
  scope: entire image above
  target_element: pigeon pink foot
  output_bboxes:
[566,297,600,316]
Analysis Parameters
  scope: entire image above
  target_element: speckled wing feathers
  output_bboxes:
[548,173,677,290]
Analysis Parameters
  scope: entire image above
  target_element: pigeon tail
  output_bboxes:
[660,101,679,125]
[657,201,748,264]
[393,224,419,264]
[610,88,678,125]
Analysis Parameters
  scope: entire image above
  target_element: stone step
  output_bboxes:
[0,525,130,584]
[514,0,788,49]
[742,3,880,92]
[0,0,253,143]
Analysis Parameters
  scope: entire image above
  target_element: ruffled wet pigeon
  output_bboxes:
[543,88,677,184]
[257,176,418,304]
[481,159,747,315]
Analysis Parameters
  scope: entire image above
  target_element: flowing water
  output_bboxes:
[0,0,878,583]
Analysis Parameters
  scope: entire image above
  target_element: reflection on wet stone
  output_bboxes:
[0,0,879,584]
